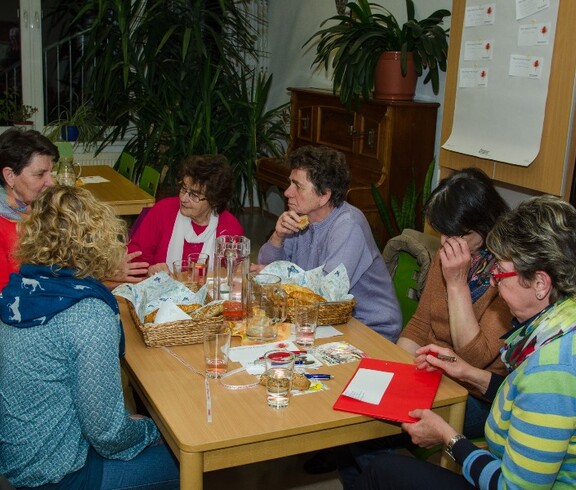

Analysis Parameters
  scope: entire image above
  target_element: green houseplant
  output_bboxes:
[0,89,37,126]
[45,101,103,150]
[371,158,435,246]
[305,0,450,108]
[62,0,288,211]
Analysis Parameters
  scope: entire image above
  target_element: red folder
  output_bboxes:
[333,357,443,423]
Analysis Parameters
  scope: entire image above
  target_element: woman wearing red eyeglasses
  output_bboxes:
[358,195,576,490]
[311,169,513,483]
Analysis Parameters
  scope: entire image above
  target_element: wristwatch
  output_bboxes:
[445,433,466,461]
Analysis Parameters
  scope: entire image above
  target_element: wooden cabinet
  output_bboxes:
[256,87,439,246]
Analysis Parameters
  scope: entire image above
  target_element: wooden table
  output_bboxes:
[119,300,468,489]
[80,165,155,215]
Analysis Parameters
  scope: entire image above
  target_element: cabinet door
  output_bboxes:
[317,105,354,153]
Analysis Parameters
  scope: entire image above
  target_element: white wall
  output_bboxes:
[265,0,534,211]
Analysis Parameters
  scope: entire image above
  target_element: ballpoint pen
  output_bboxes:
[304,374,333,380]
[430,352,457,363]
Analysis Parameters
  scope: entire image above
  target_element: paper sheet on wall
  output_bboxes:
[442,0,559,167]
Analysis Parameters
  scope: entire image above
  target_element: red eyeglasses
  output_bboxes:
[490,269,518,285]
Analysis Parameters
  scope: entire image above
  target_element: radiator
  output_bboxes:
[74,152,121,167]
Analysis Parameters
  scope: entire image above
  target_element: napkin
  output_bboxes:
[113,272,208,323]
[260,261,352,301]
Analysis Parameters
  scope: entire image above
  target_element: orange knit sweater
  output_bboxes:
[400,253,512,398]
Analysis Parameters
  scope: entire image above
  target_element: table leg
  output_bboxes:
[179,450,203,490]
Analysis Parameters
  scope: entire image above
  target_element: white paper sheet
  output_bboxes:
[343,368,394,405]
[79,176,110,184]
[443,0,559,167]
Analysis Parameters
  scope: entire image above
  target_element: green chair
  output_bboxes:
[55,141,73,159]
[139,165,160,197]
[116,152,136,181]
[382,229,440,327]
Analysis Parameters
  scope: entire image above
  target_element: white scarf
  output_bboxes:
[166,211,219,272]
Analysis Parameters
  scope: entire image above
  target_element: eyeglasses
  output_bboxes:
[490,267,518,285]
[179,186,207,203]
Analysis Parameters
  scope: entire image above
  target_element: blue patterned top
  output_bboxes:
[0,297,160,487]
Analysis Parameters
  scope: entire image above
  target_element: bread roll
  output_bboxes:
[280,284,325,305]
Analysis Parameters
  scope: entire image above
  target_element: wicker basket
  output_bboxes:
[287,299,356,326]
[127,300,224,347]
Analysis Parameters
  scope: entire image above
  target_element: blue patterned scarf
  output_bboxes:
[0,264,125,356]
[467,248,495,303]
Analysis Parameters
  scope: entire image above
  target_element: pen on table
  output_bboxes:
[295,359,315,365]
[430,352,457,363]
[304,374,333,380]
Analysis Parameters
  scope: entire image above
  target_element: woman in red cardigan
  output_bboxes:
[128,154,244,276]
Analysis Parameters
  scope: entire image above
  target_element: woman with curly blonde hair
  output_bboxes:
[0,186,179,489]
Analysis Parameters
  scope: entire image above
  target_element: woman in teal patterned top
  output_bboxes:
[0,186,179,489]
[356,195,576,490]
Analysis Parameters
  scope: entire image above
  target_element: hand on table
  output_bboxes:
[250,263,266,273]
[104,250,149,287]
[413,344,469,378]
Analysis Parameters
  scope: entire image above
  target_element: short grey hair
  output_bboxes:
[486,195,576,303]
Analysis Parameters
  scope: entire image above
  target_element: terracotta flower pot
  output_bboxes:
[373,51,418,101]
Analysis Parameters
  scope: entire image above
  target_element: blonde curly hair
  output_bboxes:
[15,185,127,280]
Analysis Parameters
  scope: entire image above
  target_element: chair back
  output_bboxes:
[55,141,73,159]
[382,229,440,327]
[116,152,136,181]
[139,165,160,197]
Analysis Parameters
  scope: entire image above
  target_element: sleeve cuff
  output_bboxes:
[484,373,505,401]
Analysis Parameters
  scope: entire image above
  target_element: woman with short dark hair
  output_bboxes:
[128,154,244,276]
[398,168,512,438]
[0,129,58,290]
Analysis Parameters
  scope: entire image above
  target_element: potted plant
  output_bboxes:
[45,101,103,150]
[371,158,436,247]
[305,0,450,108]
[0,89,38,127]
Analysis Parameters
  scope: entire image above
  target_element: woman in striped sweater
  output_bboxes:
[358,195,576,490]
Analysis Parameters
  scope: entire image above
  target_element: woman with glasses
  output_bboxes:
[330,169,513,486]
[358,195,576,489]
[128,155,243,276]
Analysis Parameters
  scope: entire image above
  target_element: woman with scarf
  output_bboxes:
[0,129,58,290]
[304,168,512,480]
[128,154,243,276]
[0,185,179,489]
[0,129,148,291]
[397,168,512,438]
[359,195,576,489]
